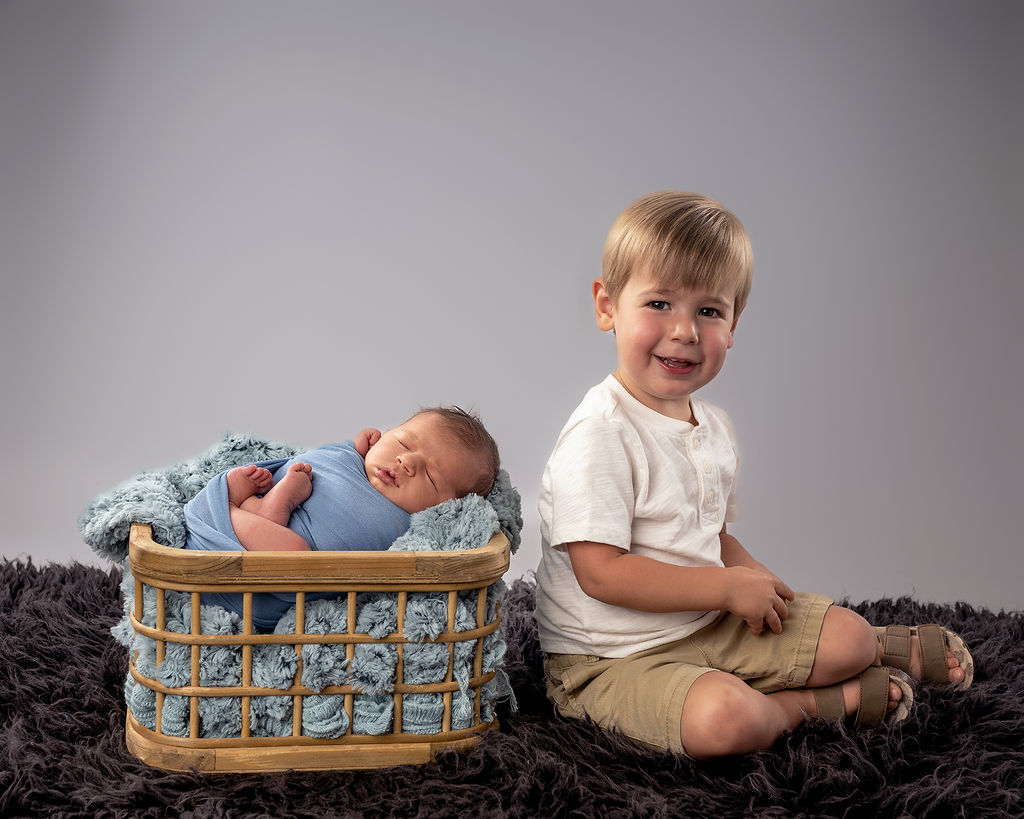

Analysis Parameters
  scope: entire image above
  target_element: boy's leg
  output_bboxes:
[680,671,810,758]
[806,605,965,688]
[804,605,882,687]
[679,668,905,759]
[544,596,922,761]
[544,644,905,760]
[679,595,910,758]
[874,625,970,688]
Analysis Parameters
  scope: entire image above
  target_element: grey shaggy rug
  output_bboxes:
[1,559,1022,818]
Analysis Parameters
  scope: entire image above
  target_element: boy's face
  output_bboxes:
[363,412,469,513]
[594,266,738,423]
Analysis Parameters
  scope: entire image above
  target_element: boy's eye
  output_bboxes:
[647,300,670,311]
[698,307,721,318]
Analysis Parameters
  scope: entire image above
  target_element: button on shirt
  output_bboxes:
[535,375,740,657]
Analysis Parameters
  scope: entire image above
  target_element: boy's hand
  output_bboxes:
[726,566,795,635]
[354,428,382,458]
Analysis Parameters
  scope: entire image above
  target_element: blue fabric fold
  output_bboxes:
[183,442,411,552]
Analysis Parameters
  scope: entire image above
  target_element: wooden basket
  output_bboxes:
[124,522,511,772]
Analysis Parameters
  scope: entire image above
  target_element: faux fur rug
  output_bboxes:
[2,560,1022,818]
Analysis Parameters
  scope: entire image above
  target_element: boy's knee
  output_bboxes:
[680,675,761,758]
[821,606,879,670]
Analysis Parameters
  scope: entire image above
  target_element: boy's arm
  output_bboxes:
[566,539,795,635]
[720,525,770,571]
[719,525,794,634]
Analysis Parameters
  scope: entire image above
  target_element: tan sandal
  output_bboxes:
[873,624,974,691]
[812,666,914,729]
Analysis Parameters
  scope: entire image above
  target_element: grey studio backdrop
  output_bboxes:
[2,2,1021,613]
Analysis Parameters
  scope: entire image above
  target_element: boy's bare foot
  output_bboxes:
[809,666,913,729]
[226,465,274,507]
[904,634,965,686]
[839,675,904,717]
[874,625,970,688]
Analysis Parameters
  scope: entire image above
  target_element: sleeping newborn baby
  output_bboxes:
[183,406,500,628]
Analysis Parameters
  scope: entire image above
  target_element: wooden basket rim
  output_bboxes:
[128,522,511,590]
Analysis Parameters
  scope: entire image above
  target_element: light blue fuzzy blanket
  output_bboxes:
[79,432,523,739]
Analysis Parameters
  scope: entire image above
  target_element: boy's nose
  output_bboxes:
[671,317,699,343]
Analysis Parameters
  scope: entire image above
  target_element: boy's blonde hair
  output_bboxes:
[601,191,753,316]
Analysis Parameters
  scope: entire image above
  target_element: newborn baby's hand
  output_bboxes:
[355,428,382,458]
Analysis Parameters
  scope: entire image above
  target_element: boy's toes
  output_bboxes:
[888,681,904,712]
[875,624,975,690]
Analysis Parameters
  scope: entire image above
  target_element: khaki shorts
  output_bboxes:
[543,592,833,757]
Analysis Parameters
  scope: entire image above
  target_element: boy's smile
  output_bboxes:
[593,267,738,423]
[656,356,698,375]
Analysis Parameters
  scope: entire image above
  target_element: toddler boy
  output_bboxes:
[535,192,972,759]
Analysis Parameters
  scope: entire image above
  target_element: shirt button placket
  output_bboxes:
[685,434,708,523]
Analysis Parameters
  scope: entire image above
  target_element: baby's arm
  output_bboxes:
[354,428,382,458]
[567,538,794,634]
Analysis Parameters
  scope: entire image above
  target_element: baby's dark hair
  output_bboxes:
[417,405,500,498]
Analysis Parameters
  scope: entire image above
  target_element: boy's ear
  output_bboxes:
[593,278,615,332]
[727,316,739,349]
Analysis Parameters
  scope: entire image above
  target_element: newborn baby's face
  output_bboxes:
[363,412,466,513]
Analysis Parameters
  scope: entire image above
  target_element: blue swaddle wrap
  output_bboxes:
[278,442,411,550]
[184,441,411,629]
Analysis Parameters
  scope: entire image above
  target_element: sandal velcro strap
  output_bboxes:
[811,666,913,729]
[853,666,891,728]
[916,624,952,685]
[877,624,913,674]
[877,623,970,687]
[812,683,847,723]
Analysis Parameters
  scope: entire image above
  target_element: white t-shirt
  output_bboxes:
[535,375,740,657]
